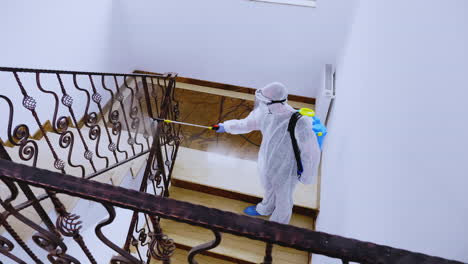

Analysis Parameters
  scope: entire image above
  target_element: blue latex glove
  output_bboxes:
[216,123,226,133]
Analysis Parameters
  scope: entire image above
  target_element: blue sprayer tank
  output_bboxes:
[297,108,327,150]
[312,116,327,150]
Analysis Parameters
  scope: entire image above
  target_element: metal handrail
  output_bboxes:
[0,159,463,264]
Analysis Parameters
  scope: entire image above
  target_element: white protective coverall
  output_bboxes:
[223,82,321,224]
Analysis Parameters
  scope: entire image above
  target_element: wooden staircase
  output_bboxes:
[0,73,318,263]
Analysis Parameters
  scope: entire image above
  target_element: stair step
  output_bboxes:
[172,146,319,210]
[161,186,312,264]
[147,246,235,264]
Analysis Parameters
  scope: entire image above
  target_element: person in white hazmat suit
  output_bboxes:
[216,82,321,224]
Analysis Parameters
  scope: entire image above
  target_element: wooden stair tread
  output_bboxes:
[169,186,313,229]
[133,244,235,264]
[164,249,235,264]
[162,229,308,264]
[172,146,319,209]
[161,186,311,264]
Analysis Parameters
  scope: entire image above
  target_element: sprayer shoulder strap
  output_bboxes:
[288,112,303,176]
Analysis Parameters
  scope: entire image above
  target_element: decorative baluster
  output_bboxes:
[129,79,145,153]
[50,194,97,264]
[134,78,151,150]
[148,215,175,264]
[149,77,160,118]
[0,235,28,264]
[123,76,146,153]
[262,243,273,264]
[96,203,142,264]
[106,75,128,160]
[73,74,108,169]
[187,228,222,264]
[123,76,141,154]
[88,75,119,164]
[70,73,100,174]
[130,236,145,261]
[134,213,152,252]
[89,120,110,168]
[1,179,78,263]
[122,74,175,252]
[124,120,167,251]
[140,76,154,119]
[127,213,158,263]
[0,212,43,263]
[0,95,39,168]
[2,90,70,254]
[160,75,181,193]
[149,161,165,196]
[114,76,136,157]
[0,96,59,234]
[123,178,153,252]
[13,72,66,173]
[101,75,121,162]
[156,77,167,105]
[53,73,91,177]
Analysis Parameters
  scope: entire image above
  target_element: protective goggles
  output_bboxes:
[255,89,287,105]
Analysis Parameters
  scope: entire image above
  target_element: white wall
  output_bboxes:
[314,0,468,263]
[0,0,131,72]
[114,0,356,97]
[0,1,132,139]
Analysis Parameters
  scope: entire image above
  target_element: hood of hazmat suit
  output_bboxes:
[223,82,321,223]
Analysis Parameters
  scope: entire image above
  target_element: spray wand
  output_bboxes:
[151,118,221,131]
[151,107,326,147]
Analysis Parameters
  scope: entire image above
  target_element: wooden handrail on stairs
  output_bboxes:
[0,159,463,264]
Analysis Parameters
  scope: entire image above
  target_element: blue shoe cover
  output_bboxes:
[244,206,261,216]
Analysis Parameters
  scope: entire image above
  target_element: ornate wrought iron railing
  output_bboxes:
[0,66,179,179]
[0,66,181,263]
[0,159,463,264]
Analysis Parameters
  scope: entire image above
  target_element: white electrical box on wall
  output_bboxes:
[323,64,336,99]
[316,64,336,125]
